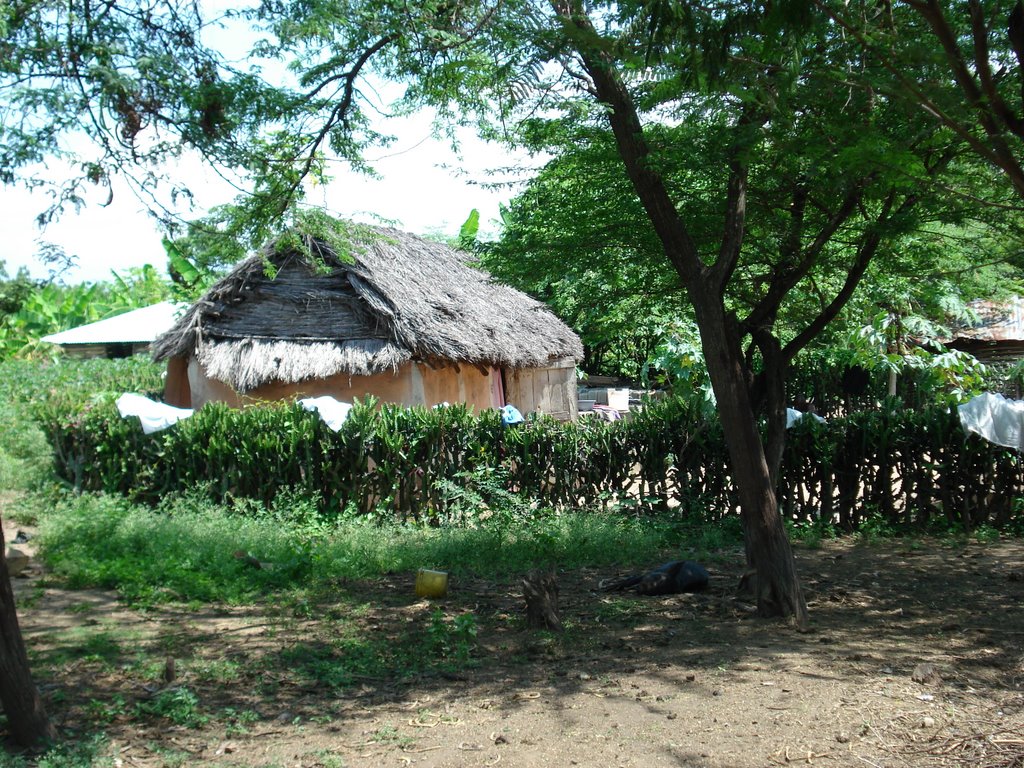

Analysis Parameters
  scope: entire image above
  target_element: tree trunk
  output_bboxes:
[0,513,56,748]
[691,294,809,627]
[563,5,807,626]
[756,332,788,490]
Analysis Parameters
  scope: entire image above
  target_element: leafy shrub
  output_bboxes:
[41,394,730,523]
[38,492,311,604]
[136,687,209,728]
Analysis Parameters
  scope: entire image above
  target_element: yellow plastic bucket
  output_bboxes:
[415,569,449,599]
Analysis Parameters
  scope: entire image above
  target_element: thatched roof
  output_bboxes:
[152,223,583,392]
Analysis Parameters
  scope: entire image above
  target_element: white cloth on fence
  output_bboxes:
[786,408,826,429]
[958,392,1024,451]
[116,393,194,434]
[299,396,353,431]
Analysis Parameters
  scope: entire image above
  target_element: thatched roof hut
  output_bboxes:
[154,221,583,418]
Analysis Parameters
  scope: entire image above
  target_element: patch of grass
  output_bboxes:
[31,626,128,667]
[786,520,839,549]
[593,597,649,626]
[275,607,482,690]
[370,724,415,748]
[143,744,189,768]
[854,511,899,544]
[122,654,167,683]
[311,508,688,580]
[277,636,389,689]
[37,491,705,605]
[38,492,312,605]
[84,695,127,725]
[972,523,1001,543]
[426,608,478,665]
[666,515,745,559]
[308,750,346,768]
[219,707,260,736]
[188,657,242,684]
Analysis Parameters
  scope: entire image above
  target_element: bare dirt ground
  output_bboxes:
[4,514,1024,768]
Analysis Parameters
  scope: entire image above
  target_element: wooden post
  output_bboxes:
[522,570,562,631]
[0,512,56,748]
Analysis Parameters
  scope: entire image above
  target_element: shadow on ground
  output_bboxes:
[5,538,1023,767]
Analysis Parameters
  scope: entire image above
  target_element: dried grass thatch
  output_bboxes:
[153,223,583,392]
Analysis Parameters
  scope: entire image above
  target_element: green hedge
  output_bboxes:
[40,395,730,521]
[40,393,1023,531]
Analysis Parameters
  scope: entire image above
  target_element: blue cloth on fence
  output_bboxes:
[501,404,524,425]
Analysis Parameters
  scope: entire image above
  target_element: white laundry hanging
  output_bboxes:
[116,393,194,434]
[958,392,1024,452]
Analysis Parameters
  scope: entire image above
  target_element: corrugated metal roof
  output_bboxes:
[42,301,186,346]
[951,296,1024,343]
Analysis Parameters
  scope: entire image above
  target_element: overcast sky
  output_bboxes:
[1,110,533,284]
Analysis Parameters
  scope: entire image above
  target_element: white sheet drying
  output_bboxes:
[299,396,353,431]
[786,408,826,429]
[116,393,194,434]
[958,392,1024,451]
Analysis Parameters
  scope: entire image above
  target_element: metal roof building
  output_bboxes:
[42,301,185,359]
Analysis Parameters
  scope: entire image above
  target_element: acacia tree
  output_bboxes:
[820,0,1024,201]
[3,2,1019,628]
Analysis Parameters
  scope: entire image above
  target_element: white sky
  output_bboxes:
[1,0,542,284]
[0,112,533,283]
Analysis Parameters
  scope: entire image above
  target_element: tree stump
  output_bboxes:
[522,570,562,631]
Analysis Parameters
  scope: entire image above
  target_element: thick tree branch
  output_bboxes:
[968,0,1024,138]
[782,190,908,362]
[741,184,863,334]
[555,1,704,284]
[1008,1,1024,113]
[912,0,1024,194]
[820,0,1024,198]
[708,158,749,296]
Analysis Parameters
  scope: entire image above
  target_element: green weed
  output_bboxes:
[146,747,189,768]
[593,597,648,626]
[308,750,346,768]
[84,695,127,725]
[32,626,127,667]
[786,520,839,549]
[856,513,898,544]
[973,524,1001,543]
[219,707,260,736]
[277,637,387,689]
[188,658,242,683]
[426,608,478,665]
[370,724,415,747]
[0,734,111,768]
[135,687,208,729]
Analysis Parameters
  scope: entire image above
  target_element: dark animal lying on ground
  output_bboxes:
[598,560,709,596]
